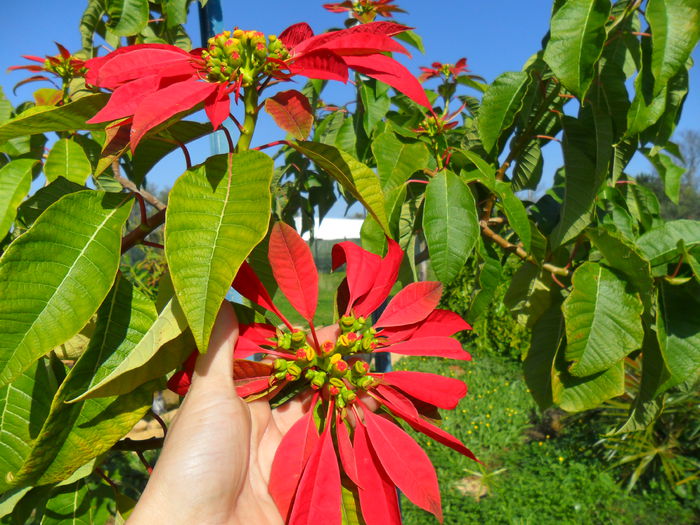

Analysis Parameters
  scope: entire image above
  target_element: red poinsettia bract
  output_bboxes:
[323,0,407,23]
[85,22,429,151]
[169,222,477,524]
[419,57,470,82]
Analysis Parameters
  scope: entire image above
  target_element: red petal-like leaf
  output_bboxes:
[335,415,361,486]
[7,65,45,72]
[130,79,217,150]
[354,238,403,317]
[353,421,402,525]
[87,45,192,89]
[378,336,471,360]
[240,323,277,347]
[166,369,192,395]
[371,384,420,420]
[264,90,314,140]
[331,241,381,315]
[269,410,320,521]
[343,54,431,109]
[315,33,409,57]
[235,377,271,397]
[375,281,442,328]
[87,75,161,123]
[268,222,318,323]
[233,337,264,359]
[279,22,315,49]
[204,83,231,130]
[20,55,46,63]
[380,371,467,409]
[288,427,342,525]
[233,359,272,379]
[381,309,471,343]
[232,262,292,328]
[363,409,442,521]
[55,42,71,59]
[290,49,349,83]
[294,21,409,56]
[12,75,54,95]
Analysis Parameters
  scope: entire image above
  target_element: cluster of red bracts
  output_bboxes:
[168,222,477,523]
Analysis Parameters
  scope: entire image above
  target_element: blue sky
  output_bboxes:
[1,1,698,207]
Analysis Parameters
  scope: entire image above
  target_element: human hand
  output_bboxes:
[128,302,307,525]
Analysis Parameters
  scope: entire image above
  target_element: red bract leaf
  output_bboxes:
[289,427,342,525]
[354,238,403,317]
[343,53,431,109]
[371,384,420,420]
[235,377,271,397]
[294,21,408,55]
[269,410,320,521]
[204,83,231,131]
[375,281,442,328]
[239,323,276,346]
[86,45,192,89]
[264,90,314,140]
[54,42,71,59]
[381,397,478,462]
[268,222,318,323]
[380,371,467,409]
[378,336,471,360]
[87,75,161,123]
[233,359,272,379]
[7,65,45,72]
[166,369,192,395]
[353,421,402,525]
[130,79,218,150]
[232,262,292,329]
[279,22,315,49]
[233,336,264,359]
[331,241,381,314]
[380,308,470,342]
[20,55,46,63]
[335,415,361,486]
[289,49,349,82]
[316,33,409,57]
[362,409,442,522]
[12,76,54,95]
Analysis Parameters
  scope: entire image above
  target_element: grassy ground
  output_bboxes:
[394,354,697,525]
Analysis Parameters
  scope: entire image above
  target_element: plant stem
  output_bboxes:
[121,208,166,254]
[236,86,260,152]
[112,437,164,451]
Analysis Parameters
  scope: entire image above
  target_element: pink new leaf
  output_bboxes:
[268,222,318,323]
[264,90,314,140]
[363,409,442,522]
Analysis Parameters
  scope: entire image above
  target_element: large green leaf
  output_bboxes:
[360,184,405,255]
[15,177,84,229]
[0,95,109,143]
[293,141,388,233]
[0,191,132,388]
[656,282,700,388]
[646,0,700,95]
[553,358,625,412]
[359,80,391,135]
[524,304,565,410]
[494,180,531,251]
[563,262,643,377]
[41,479,113,525]
[166,152,273,351]
[106,0,149,36]
[164,0,188,27]
[468,250,503,322]
[0,360,56,493]
[422,171,479,283]
[504,263,554,328]
[543,0,611,100]
[44,139,92,185]
[643,150,685,205]
[69,278,193,401]
[512,140,543,191]
[477,71,530,153]
[636,219,700,268]
[549,116,600,247]
[371,132,429,192]
[0,160,36,234]
[80,0,106,50]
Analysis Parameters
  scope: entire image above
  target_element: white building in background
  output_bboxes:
[294,217,363,241]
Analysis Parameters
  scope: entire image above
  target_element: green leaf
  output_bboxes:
[587,228,654,308]
[44,139,92,185]
[0,95,109,143]
[106,0,149,36]
[340,483,365,525]
[0,487,32,519]
[646,0,700,95]
[468,252,503,322]
[371,132,429,192]
[293,141,388,233]
[543,0,611,100]
[512,140,543,191]
[163,0,188,27]
[68,278,193,401]
[359,80,391,136]
[550,116,600,247]
[41,479,113,525]
[656,282,700,388]
[15,177,84,229]
[643,150,685,204]
[477,71,530,153]
[166,152,273,350]
[494,180,531,251]
[0,87,13,123]
[80,0,106,50]
[525,304,565,410]
[0,159,36,234]
[624,182,661,231]
[636,219,700,268]
[422,171,479,283]
[360,184,405,255]
[0,359,57,493]
[553,358,625,412]
[504,263,554,328]
[563,262,643,377]
[0,191,132,388]
[393,30,424,53]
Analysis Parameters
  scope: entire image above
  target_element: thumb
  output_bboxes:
[191,301,239,390]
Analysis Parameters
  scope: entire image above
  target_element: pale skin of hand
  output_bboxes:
[128,302,310,525]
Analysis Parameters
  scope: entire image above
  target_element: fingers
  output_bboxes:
[191,301,239,390]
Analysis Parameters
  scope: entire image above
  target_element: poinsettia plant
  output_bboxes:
[1,0,700,522]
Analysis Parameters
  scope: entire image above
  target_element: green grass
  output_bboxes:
[394,354,697,525]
